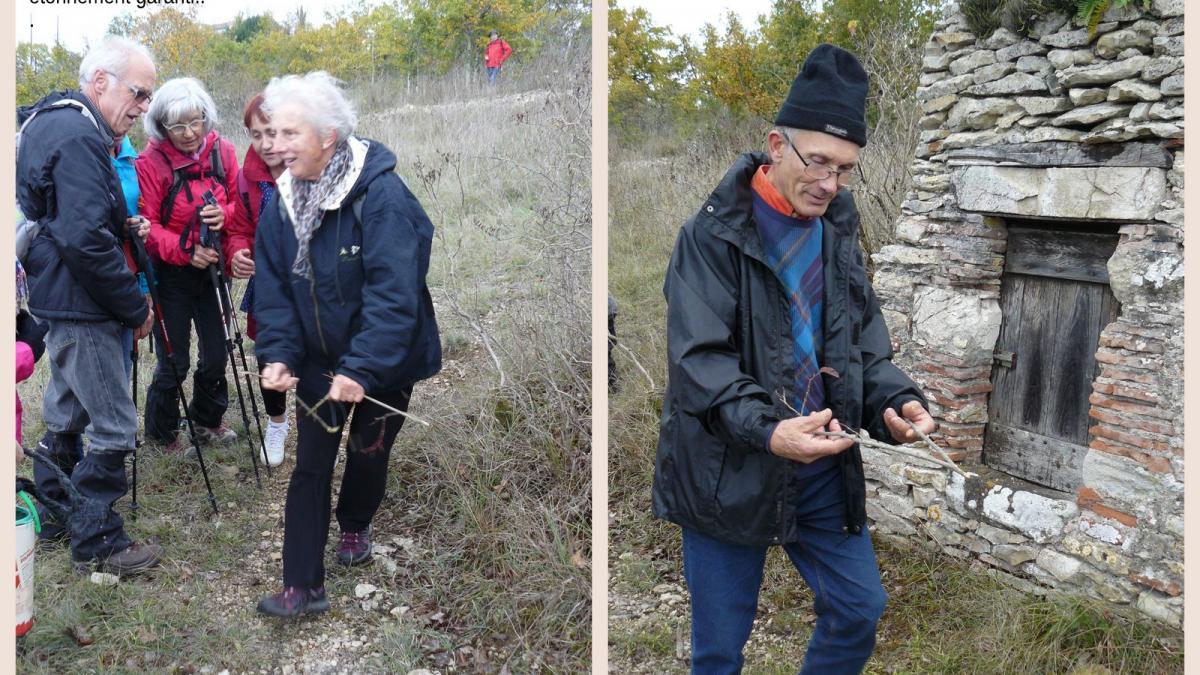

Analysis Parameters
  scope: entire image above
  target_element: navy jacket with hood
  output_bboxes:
[253,138,441,400]
[16,90,148,328]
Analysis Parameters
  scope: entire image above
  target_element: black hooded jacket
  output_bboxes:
[652,153,927,545]
[16,90,148,327]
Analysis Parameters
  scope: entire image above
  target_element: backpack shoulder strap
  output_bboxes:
[209,141,226,187]
[236,170,252,216]
[158,147,190,227]
[16,99,100,157]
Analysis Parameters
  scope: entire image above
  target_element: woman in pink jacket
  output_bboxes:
[16,259,47,460]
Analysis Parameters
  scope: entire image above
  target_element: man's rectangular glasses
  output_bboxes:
[784,132,855,186]
[107,71,153,104]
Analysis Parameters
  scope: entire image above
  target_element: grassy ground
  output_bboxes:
[17,45,590,674]
[606,123,1183,674]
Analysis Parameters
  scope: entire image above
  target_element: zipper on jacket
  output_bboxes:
[308,275,331,359]
[334,207,346,306]
[768,260,789,544]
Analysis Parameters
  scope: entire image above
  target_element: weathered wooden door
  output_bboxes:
[985,225,1121,492]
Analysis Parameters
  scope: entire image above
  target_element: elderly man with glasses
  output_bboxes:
[652,44,936,674]
[16,34,162,576]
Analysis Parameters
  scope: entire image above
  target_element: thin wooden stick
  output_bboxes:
[815,430,968,476]
[777,389,970,477]
[902,417,969,477]
[257,374,432,428]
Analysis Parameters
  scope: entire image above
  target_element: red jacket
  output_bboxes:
[225,145,277,260]
[135,130,240,268]
[225,145,278,340]
[485,38,513,68]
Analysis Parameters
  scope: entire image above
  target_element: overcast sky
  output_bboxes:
[18,0,777,52]
[17,0,376,51]
[617,0,774,42]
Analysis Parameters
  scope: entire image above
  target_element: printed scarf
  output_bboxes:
[290,142,353,279]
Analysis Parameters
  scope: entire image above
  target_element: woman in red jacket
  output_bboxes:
[226,92,290,467]
[135,77,241,452]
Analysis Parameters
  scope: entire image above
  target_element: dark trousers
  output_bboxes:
[682,466,888,675]
[257,357,287,418]
[144,264,229,442]
[31,430,133,563]
[282,385,413,589]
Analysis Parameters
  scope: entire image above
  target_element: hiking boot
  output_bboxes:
[256,586,329,617]
[337,526,373,566]
[196,424,237,446]
[161,436,189,455]
[260,419,288,468]
[81,542,163,577]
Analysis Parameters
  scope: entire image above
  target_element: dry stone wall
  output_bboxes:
[868,1,1183,626]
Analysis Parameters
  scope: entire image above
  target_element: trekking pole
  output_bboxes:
[130,234,220,516]
[130,331,139,518]
[215,242,271,478]
[129,235,151,520]
[218,249,272,475]
[203,229,265,488]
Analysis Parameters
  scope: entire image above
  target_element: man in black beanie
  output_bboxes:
[652,43,935,674]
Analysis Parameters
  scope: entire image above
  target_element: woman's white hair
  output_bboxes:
[262,71,357,145]
[143,77,220,142]
[78,35,153,88]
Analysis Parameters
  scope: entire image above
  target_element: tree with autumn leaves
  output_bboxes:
[608,0,940,134]
[17,1,589,108]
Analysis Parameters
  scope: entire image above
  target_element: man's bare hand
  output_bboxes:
[262,363,298,392]
[134,311,154,340]
[125,216,149,242]
[190,244,219,269]
[327,374,364,403]
[883,400,937,444]
[769,409,855,463]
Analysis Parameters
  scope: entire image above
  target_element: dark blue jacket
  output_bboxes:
[253,139,442,399]
[16,90,148,327]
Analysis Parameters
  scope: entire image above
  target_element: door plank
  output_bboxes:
[984,422,1088,492]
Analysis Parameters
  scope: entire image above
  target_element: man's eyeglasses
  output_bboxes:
[783,132,855,186]
[165,117,207,136]
[107,71,153,104]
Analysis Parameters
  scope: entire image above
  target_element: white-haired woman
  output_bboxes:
[135,77,241,451]
[253,71,441,617]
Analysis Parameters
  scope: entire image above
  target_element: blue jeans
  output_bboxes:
[39,319,137,560]
[682,467,887,675]
[487,66,500,84]
[121,327,134,383]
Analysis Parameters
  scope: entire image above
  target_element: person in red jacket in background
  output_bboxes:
[225,92,291,468]
[135,77,241,453]
[485,30,513,85]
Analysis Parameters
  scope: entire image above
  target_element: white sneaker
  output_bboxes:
[260,420,288,467]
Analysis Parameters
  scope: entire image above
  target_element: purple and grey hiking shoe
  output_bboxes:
[256,586,330,617]
[336,527,373,566]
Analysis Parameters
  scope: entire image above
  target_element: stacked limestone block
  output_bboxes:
[867,0,1183,626]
